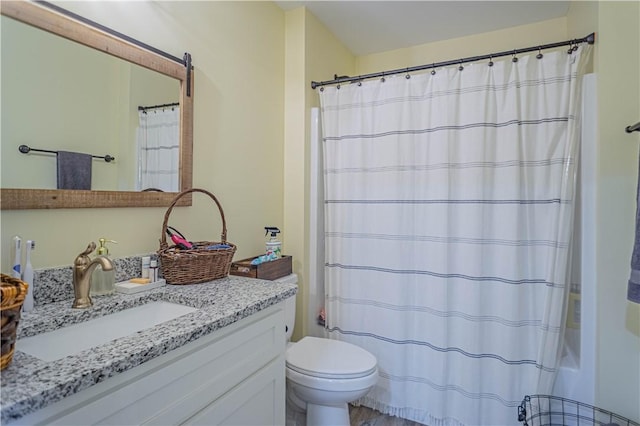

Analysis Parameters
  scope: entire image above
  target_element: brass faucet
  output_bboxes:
[72,242,114,309]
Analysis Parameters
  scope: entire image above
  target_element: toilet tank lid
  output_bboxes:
[274,273,298,284]
[286,336,377,379]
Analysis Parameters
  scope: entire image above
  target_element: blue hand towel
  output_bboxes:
[628,154,640,303]
[57,151,92,190]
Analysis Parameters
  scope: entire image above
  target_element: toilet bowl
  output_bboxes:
[277,274,378,426]
[286,336,378,425]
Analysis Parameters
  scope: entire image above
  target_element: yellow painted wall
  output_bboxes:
[356,17,568,75]
[284,7,355,340]
[284,7,307,341]
[567,1,640,421]
[301,11,355,340]
[0,1,285,269]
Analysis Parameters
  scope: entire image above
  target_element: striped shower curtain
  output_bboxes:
[136,107,180,192]
[319,46,591,426]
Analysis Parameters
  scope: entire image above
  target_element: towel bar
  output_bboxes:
[18,145,114,162]
[626,121,640,133]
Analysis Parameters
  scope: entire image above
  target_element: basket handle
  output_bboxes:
[160,188,228,249]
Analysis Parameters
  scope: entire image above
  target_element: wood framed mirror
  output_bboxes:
[0,1,193,209]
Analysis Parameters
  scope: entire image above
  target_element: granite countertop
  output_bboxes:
[0,275,297,423]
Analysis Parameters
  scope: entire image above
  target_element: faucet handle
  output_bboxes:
[75,242,97,266]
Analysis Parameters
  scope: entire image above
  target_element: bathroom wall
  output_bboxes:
[566,1,640,421]
[0,2,285,269]
[284,8,355,340]
[355,17,569,74]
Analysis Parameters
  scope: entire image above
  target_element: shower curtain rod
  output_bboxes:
[138,102,179,113]
[311,33,595,89]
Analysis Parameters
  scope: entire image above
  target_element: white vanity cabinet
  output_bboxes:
[11,303,286,425]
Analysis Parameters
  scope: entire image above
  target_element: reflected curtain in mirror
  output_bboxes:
[137,106,180,192]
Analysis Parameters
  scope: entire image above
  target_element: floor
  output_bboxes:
[349,405,427,426]
[286,402,426,426]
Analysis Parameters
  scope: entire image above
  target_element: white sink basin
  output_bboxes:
[16,301,198,362]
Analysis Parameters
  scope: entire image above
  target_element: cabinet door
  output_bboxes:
[12,304,286,426]
[184,356,285,426]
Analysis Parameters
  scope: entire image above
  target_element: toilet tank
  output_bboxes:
[274,273,298,341]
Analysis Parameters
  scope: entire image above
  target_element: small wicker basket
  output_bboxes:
[158,188,237,285]
[518,394,640,426]
[1,274,28,370]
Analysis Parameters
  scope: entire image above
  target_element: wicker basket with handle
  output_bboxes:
[158,188,237,285]
[1,274,28,370]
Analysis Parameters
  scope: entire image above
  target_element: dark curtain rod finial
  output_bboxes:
[626,122,640,133]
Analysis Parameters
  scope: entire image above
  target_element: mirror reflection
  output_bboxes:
[1,15,180,192]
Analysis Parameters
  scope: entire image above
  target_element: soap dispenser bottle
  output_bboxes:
[91,238,117,296]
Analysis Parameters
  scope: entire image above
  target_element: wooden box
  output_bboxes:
[229,255,292,281]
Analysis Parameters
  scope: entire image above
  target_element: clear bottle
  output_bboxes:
[149,259,159,282]
[141,256,151,280]
[91,238,117,296]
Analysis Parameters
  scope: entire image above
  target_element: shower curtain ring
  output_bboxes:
[431,63,436,75]
[536,47,544,59]
[405,68,411,79]
[488,56,494,67]
[458,60,464,71]
[381,72,386,83]
[512,50,518,63]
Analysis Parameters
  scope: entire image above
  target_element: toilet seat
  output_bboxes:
[286,336,377,379]
[286,364,378,393]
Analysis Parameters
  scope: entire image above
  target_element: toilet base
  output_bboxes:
[307,402,349,426]
[286,382,306,413]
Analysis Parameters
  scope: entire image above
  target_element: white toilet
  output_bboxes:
[278,274,378,426]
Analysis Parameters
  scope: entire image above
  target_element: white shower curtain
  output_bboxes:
[136,107,180,192]
[319,46,591,426]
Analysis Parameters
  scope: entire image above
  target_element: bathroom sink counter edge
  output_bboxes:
[0,275,297,423]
